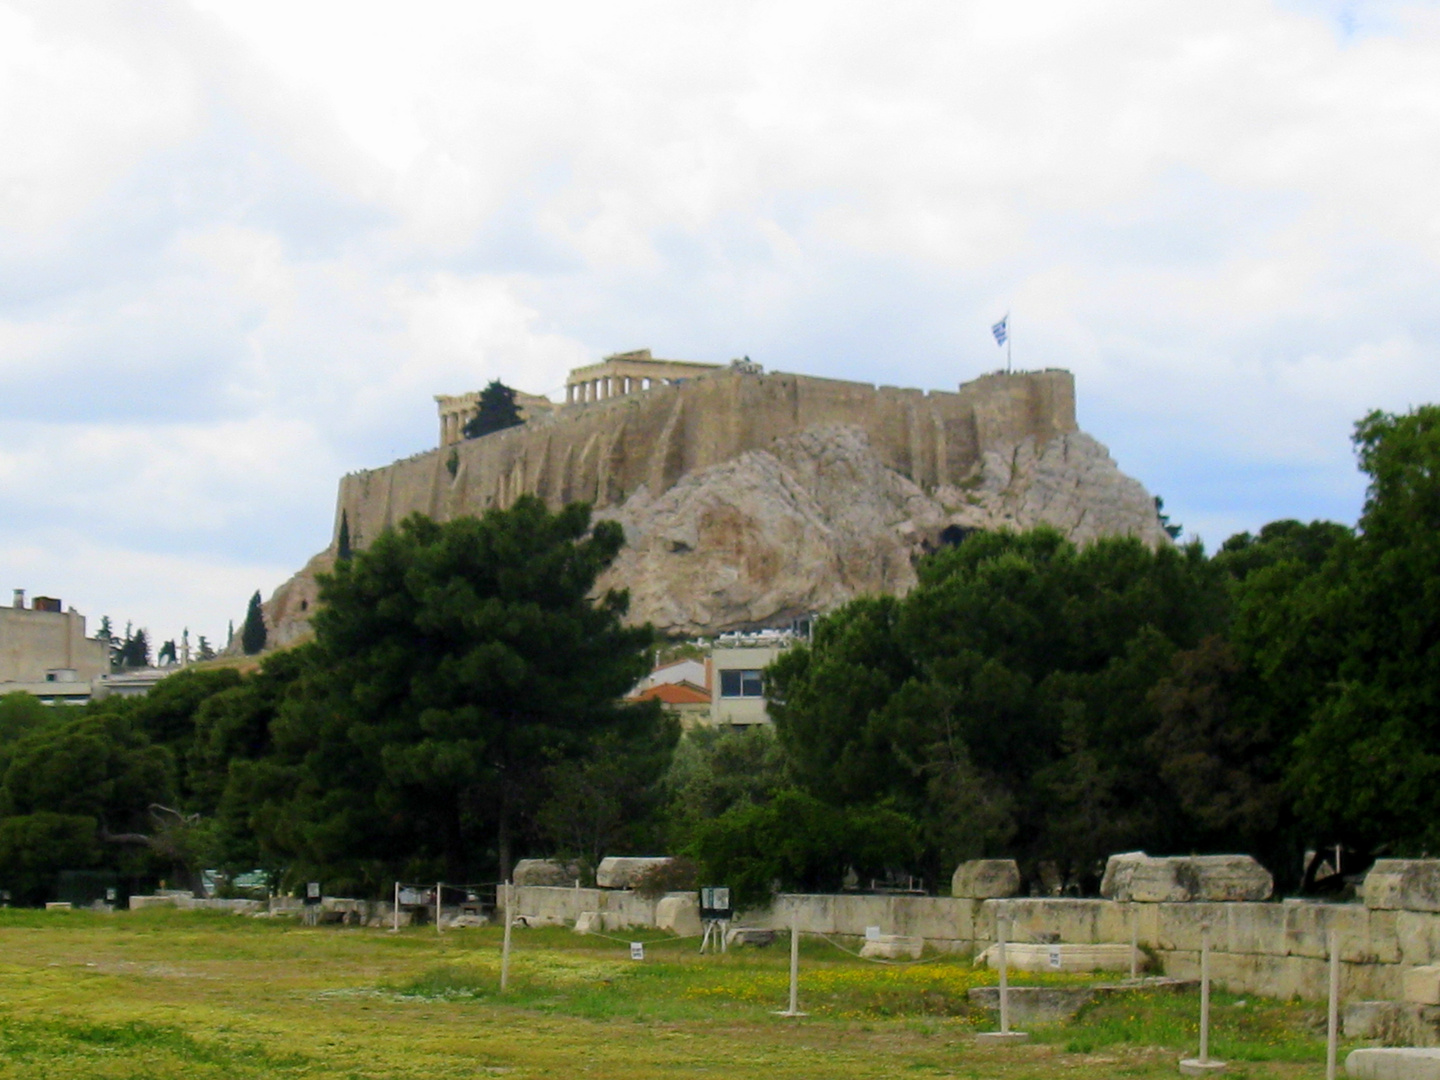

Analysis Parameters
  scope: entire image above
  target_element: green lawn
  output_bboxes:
[0,908,1345,1079]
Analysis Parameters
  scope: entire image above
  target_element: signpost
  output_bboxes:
[303,882,320,927]
[699,886,733,954]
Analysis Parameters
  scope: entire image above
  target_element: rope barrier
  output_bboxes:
[812,932,953,968]
[548,926,704,947]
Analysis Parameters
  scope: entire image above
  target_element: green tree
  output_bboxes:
[116,627,150,669]
[534,723,678,874]
[661,724,789,846]
[189,648,310,875]
[767,528,1227,887]
[0,813,101,905]
[196,636,216,661]
[687,789,920,908]
[1287,407,1440,853]
[462,380,524,439]
[0,711,181,899]
[241,592,267,655]
[243,497,658,892]
[337,511,352,561]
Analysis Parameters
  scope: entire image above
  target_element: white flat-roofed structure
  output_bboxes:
[709,630,795,727]
[0,590,109,686]
[564,349,721,405]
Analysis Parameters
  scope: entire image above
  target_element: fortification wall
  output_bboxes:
[333,368,1077,550]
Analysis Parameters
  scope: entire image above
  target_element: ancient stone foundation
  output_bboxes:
[499,859,1440,1007]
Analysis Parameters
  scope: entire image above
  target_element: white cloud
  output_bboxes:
[3,0,1440,629]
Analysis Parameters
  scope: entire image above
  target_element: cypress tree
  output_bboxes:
[337,511,352,562]
[241,591,267,655]
[462,380,524,439]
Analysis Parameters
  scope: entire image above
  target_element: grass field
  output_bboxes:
[0,908,1349,1079]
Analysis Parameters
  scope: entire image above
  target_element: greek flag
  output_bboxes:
[991,316,1009,346]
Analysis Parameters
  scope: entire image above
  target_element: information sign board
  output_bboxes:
[699,886,732,920]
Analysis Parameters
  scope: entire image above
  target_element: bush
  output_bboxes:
[632,856,698,899]
[686,789,919,909]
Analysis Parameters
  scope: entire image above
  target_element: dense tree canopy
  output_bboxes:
[767,530,1227,889]
[4,402,1440,904]
[236,496,664,893]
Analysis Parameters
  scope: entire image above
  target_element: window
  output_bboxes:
[719,669,764,698]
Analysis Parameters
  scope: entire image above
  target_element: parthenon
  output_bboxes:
[437,350,734,447]
[563,349,720,404]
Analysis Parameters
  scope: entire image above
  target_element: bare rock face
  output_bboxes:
[252,422,1167,644]
[223,549,332,657]
[598,424,1167,636]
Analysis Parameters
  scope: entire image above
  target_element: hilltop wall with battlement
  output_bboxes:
[334,367,1078,549]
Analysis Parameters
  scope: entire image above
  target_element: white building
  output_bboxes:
[708,630,796,727]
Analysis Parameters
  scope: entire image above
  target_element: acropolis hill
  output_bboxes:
[256,354,1167,644]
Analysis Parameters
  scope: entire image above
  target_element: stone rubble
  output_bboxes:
[1100,852,1274,903]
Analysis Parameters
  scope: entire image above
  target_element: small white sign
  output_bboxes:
[1048,945,1063,970]
[865,926,882,941]
[630,942,645,961]
[307,882,321,899]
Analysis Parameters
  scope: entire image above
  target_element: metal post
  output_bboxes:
[1199,924,1211,1064]
[1130,903,1139,980]
[435,881,442,934]
[393,881,399,933]
[975,910,1028,1044]
[774,910,805,1016]
[500,882,514,992]
[787,917,800,1014]
[1327,929,1340,1080]
[998,916,1011,1035]
[1179,922,1225,1074]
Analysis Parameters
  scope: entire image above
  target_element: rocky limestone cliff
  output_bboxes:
[245,418,1165,646]
[600,424,1165,635]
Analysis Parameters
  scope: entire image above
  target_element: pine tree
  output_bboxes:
[337,511,352,561]
[241,591,267,656]
[196,635,216,661]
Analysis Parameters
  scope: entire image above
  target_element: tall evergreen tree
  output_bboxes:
[337,510,352,562]
[462,380,524,439]
[241,592,267,656]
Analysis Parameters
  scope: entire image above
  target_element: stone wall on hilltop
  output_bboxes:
[246,366,1166,644]
[332,367,1078,552]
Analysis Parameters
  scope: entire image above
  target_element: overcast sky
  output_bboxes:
[3,0,1439,649]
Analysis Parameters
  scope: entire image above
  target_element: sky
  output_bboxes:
[3,0,1440,650]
